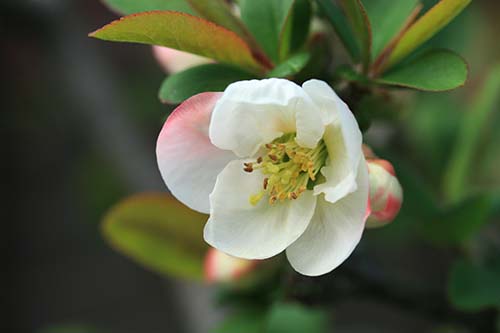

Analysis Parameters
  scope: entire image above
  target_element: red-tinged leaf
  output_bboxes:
[89,11,266,72]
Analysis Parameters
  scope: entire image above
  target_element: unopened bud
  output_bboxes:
[152,46,212,74]
[366,159,403,228]
[204,248,257,283]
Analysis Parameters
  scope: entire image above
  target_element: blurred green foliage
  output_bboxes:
[214,303,328,333]
[102,193,208,280]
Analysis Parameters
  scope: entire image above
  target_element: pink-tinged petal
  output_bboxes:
[365,159,403,228]
[152,46,213,74]
[286,159,369,276]
[204,159,317,260]
[204,248,258,283]
[156,92,237,213]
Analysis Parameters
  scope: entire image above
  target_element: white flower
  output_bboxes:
[156,79,370,276]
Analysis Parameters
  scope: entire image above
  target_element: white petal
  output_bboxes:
[303,79,363,204]
[209,78,324,158]
[156,92,237,214]
[286,159,369,276]
[204,160,317,259]
[313,124,358,203]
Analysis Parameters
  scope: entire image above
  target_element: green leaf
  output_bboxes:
[443,64,500,203]
[102,193,208,280]
[278,0,313,60]
[89,11,265,73]
[339,0,372,69]
[377,49,467,91]
[449,259,500,311]
[267,52,311,78]
[387,0,472,68]
[239,0,295,62]
[421,194,493,245]
[101,0,195,15]
[289,0,313,53]
[363,0,419,58]
[266,303,328,333]
[316,0,360,61]
[159,64,255,104]
[185,0,256,47]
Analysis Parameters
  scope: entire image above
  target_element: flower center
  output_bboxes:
[244,133,328,206]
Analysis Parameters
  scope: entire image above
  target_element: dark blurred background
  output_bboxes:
[4,1,221,332]
[3,0,499,332]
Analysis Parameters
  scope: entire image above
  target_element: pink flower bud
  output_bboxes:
[366,159,403,228]
[152,46,212,74]
[204,248,257,283]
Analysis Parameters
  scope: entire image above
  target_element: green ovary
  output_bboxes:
[243,133,328,206]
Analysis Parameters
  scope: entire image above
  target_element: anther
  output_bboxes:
[263,178,269,190]
[269,154,278,161]
[257,156,263,164]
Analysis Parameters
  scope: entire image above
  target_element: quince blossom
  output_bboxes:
[156,79,370,276]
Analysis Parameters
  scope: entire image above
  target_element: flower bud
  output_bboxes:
[204,248,257,283]
[152,46,212,74]
[366,159,403,228]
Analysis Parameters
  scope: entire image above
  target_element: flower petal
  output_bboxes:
[204,159,317,259]
[303,79,363,204]
[209,78,324,158]
[152,46,212,74]
[156,92,236,213]
[286,159,369,276]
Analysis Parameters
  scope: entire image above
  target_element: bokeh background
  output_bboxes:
[3,0,499,332]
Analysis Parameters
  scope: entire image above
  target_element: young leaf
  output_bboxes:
[443,64,500,203]
[267,52,311,78]
[101,0,195,15]
[239,0,295,62]
[339,0,372,70]
[279,0,313,60]
[376,49,467,91]
[102,193,209,280]
[387,0,472,68]
[449,259,500,311]
[363,0,420,58]
[315,0,360,61]
[89,11,265,73]
[289,0,312,53]
[159,64,255,104]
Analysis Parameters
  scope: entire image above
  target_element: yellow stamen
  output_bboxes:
[244,133,328,206]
